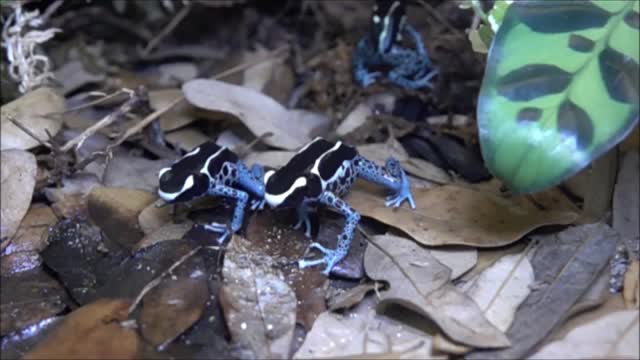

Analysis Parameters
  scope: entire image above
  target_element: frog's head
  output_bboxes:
[158,167,210,203]
[370,0,406,54]
[264,171,322,209]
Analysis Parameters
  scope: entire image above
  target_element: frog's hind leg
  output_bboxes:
[354,156,416,209]
[205,184,249,243]
[299,191,360,275]
[353,38,383,87]
[234,161,265,210]
[388,65,438,89]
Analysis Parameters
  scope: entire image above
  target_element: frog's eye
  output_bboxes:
[158,167,171,180]
[264,170,275,183]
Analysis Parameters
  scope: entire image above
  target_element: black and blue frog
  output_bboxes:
[264,137,416,275]
[353,0,438,89]
[157,141,265,243]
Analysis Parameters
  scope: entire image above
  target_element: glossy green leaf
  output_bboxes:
[478,0,639,193]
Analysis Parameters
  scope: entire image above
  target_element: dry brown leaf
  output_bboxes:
[1,150,37,241]
[328,283,382,311]
[182,79,330,150]
[221,235,297,359]
[623,261,639,309]
[24,299,141,359]
[348,185,578,247]
[87,187,156,249]
[165,127,210,151]
[429,246,477,279]
[135,222,193,251]
[139,277,208,348]
[1,87,64,150]
[138,199,173,235]
[150,89,197,131]
[529,310,639,359]
[4,205,57,255]
[365,234,509,348]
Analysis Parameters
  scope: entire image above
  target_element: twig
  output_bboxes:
[211,44,289,80]
[56,89,129,115]
[127,245,203,315]
[7,115,52,148]
[59,88,138,152]
[142,2,192,56]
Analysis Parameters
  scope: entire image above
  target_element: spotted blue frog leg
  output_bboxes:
[206,183,249,243]
[353,38,383,87]
[299,191,361,275]
[236,161,265,211]
[355,156,416,209]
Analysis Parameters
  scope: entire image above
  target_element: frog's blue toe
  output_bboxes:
[251,198,265,211]
[355,69,382,87]
[385,169,416,209]
[298,242,343,275]
[203,222,232,244]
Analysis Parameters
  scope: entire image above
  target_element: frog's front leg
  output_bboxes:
[388,63,438,90]
[354,156,416,209]
[353,38,383,87]
[403,23,428,59]
[205,184,249,243]
[235,161,265,210]
[299,192,360,275]
[293,200,318,238]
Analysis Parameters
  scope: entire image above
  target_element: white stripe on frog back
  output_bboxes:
[264,176,307,207]
[199,147,226,181]
[158,174,195,201]
[310,141,342,190]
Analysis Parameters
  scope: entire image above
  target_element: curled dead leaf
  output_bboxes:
[182,79,330,150]
[348,185,578,247]
[1,150,37,241]
[1,87,64,150]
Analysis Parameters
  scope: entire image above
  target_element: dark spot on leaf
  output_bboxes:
[568,34,595,53]
[557,100,594,149]
[517,107,543,123]
[497,64,571,101]
[511,1,611,33]
[599,46,640,105]
[624,11,639,29]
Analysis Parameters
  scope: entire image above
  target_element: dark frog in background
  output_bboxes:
[264,137,416,275]
[353,0,439,89]
[157,141,265,243]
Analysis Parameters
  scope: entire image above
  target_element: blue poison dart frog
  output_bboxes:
[157,141,265,243]
[263,137,416,275]
[353,0,438,89]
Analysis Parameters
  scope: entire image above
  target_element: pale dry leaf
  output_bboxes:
[328,282,382,311]
[150,89,197,131]
[336,94,395,137]
[1,150,37,240]
[165,127,210,151]
[529,310,639,360]
[402,157,451,184]
[221,235,297,359]
[183,79,330,150]
[244,151,295,170]
[243,47,279,93]
[364,234,509,348]
[294,303,436,359]
[429,246,477,280]
[459,250,534,332]
[347,185,578,247]
[1,87,64,150]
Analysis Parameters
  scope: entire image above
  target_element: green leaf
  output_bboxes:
[478,0,639,193]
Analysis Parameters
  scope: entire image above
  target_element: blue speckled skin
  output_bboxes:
[353,1,438,89]
[204,161,266,243]
[298,155,415,275]
[157,142,265,244]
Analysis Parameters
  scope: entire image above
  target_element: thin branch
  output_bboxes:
[55,89,129,115]
[127,245,203,315]
[142,2,192,56]
[7,115,51,148]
